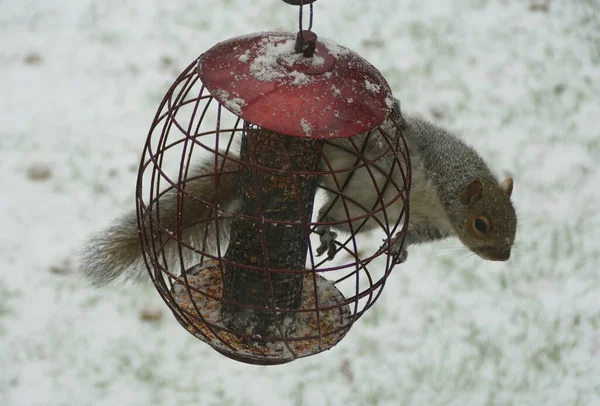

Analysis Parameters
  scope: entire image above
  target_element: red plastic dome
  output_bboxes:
[198,32,394,139]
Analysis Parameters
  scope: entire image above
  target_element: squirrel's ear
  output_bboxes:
[500,177,513,197]
[460,179,483,205]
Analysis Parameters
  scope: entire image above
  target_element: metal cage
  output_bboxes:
[137,32,411,365]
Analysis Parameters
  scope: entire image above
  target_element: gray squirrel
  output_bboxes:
[81,100,517,286]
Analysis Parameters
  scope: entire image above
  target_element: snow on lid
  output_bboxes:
[200,32,391,138]
[318,37,349,58]
[289,71,311,86]
[364,79,381,93]
[238,49,251,63]
[213,89,247,116]
[246,37,327,84]
[300,118,312,137]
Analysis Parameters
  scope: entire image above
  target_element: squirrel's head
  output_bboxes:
[457,177,516,261]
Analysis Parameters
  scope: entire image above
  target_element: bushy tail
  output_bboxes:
[80,157,240,286]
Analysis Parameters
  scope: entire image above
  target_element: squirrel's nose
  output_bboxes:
[482,247,511,261]
[491,248,511,261]
[497,249,511,261]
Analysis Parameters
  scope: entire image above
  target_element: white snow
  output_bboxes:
[247,36,326,85]
[1,1,600,405]
[249,38,299,82]
[331,85,342,97]
[213,89,247,116]
[319,37,349,59]
[300,119,313,137]
[238,49,251,63]
[289,70,311,86]
[364,79,381,93]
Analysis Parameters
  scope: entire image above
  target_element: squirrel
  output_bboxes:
[80,99,517,286]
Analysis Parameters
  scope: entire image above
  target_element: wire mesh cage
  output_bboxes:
[137,31,411,365]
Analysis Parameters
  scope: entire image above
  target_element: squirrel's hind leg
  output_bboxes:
[315,226,338,260]
[314,203,339,261]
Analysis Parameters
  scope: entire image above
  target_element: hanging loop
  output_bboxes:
[294,0,315,56]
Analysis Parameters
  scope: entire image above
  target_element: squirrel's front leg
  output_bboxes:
[384,223,452,264]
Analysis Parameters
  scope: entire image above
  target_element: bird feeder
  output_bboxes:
[137,0,411,365]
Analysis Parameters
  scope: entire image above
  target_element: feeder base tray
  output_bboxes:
[170,260,352,365]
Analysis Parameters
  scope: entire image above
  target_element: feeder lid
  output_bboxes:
[198,32,394,139]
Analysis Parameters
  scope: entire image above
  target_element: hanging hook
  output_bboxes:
[292,0,317,57]
[298,1,314,34]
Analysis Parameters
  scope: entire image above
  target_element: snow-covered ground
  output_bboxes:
[1,0,599,405]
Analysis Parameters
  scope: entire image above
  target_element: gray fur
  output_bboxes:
[80,159,239,286]
[405,117,496,226]
[399,109,516,261]
[80,214,146,285]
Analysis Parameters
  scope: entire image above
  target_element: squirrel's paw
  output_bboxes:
[380,238,408,264]
[393,246,408,264]
[315,226,338,260]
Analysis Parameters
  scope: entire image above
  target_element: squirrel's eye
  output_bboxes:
[473,216,490,235]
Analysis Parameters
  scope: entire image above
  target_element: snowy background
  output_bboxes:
[1,0,599,405]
